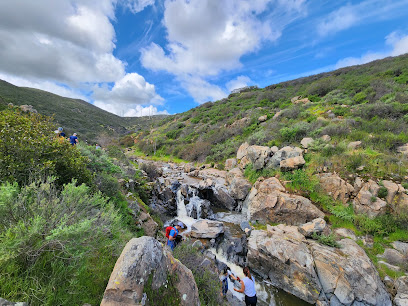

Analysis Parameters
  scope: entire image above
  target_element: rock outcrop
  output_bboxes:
[353,180,387,217]
[382,180,408,214]
[247,224,392,305]
[101,236,200,306]
[246,145,271,170]
[243,177,325,225]
[247,225,321,304]
[311,239,391,306]
[316,173,354,205]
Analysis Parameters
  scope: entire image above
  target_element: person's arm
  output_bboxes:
[169,230,176,241]
[234,280,245,293]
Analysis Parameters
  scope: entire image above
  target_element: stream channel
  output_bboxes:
[151,162,311,306]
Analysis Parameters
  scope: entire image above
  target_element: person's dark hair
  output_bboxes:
[223,268,228,275]
[243,266,252,281]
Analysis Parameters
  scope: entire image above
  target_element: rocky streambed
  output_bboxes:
[102,142,408,305]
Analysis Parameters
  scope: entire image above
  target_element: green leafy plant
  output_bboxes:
[311,233,340,248]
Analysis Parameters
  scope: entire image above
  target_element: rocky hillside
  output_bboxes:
[134,53,408,183]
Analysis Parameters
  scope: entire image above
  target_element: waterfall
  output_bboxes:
[176,188,196,231]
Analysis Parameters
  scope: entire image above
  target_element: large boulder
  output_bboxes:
[226,168,252,201]
[243,177,325,225]
[266,146,303,169]
[279,155,305,171]
[353,180,387,218]
[247,225,321,304]
[208,185,237,211]
[190,220,224,239]
[301,137,314,148]
[316,173,354,205]
[237,142,250,160]
[101,237,200,306]
[311,239,391,306]
[379,248,406,266]
[246,145,271,170]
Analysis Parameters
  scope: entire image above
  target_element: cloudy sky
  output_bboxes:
[1,0,408,116]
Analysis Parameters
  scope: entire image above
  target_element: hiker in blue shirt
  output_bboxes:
[167,222,184,250]
[69,133,78,146]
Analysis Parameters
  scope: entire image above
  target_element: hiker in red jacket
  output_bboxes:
[166,222,184,250]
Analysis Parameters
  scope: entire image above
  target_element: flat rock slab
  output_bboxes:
[190,220,224,239]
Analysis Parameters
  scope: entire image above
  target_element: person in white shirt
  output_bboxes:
[230,266,257,305]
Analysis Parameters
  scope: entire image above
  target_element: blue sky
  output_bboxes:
[0,0,408,116]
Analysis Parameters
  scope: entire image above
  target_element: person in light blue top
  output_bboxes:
[167,222,184,251]
[230,266,257,306]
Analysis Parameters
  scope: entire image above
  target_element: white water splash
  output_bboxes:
[176,188,196,231]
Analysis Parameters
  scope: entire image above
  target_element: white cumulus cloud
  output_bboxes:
[141,0,306,103]
[335,31,408,69]
[0,0,162,116]
[93,73,163,105]
[226,76,252,93]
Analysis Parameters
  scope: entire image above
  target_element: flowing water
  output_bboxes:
[174,186,311,306]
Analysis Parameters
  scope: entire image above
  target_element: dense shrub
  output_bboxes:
[354,102,402,119]
[0,179,134,305]
[0,107,91,187]
[179,141,212,162]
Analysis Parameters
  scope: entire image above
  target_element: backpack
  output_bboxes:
[165,226,176,239]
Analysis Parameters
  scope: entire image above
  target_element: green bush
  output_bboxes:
[377,186,388,199]
[173,243,223,306]
[79,144,122,175]
[244,163,277,184]
[0,179,134,305]
[0,107,91,187]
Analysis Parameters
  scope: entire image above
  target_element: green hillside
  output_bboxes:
[135,54,408,182]
[0,80,165,143]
